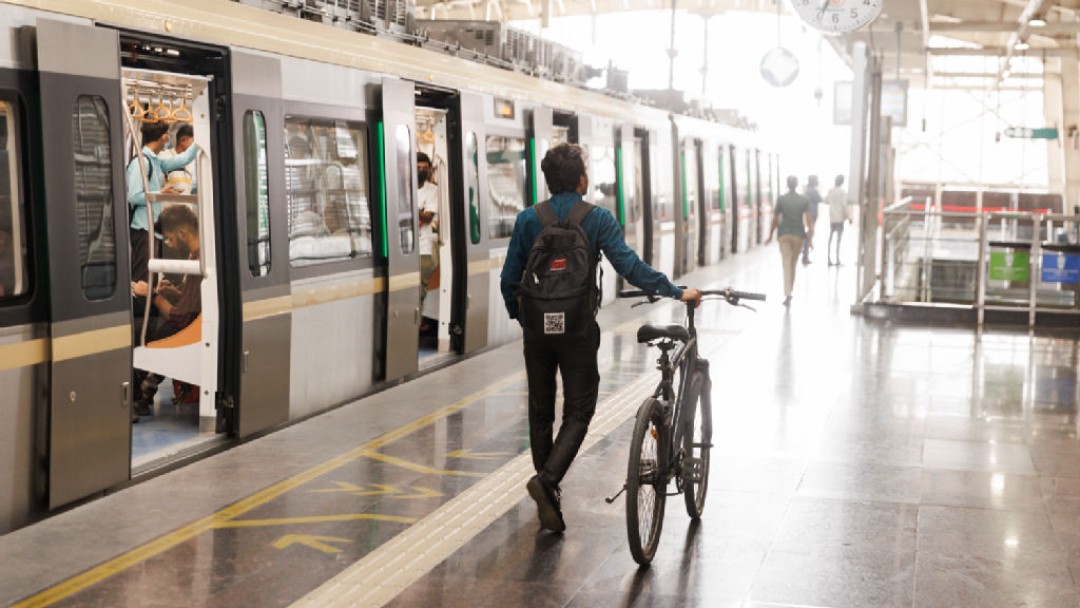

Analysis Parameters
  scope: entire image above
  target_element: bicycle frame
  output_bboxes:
[649,303,700,482]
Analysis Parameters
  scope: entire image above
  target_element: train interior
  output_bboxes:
[414,105,455,368]
[120,60,223,470]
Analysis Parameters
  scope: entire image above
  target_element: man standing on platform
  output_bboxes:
[766,176,813,306]
[500,143,701,533]
[801,175,822,265]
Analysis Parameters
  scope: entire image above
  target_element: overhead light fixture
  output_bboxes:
[1029,17,1047,27]
[1015,41,1030,51]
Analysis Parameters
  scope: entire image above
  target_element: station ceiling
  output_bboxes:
[415,0,1080,86]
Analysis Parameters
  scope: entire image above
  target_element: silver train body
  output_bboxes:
[0,0,777,533]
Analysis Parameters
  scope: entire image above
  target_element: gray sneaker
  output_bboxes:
[526,475,565,532]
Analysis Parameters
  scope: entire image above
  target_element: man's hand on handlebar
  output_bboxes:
[680,287,703,308]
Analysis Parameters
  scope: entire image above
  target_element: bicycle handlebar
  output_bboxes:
[617,286,767,304]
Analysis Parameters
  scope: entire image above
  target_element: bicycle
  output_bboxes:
[606,286,765,566]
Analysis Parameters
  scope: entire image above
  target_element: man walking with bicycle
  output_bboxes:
[501,143,702,533]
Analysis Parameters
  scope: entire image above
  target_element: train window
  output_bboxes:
[466,132,481,245]
[244,111,271,277]
[590,144,618,218]
[0,99,27,301]
[486,135,526,240]
[395,125,415,255]
[284,116,372,266]
[72,95,117,300]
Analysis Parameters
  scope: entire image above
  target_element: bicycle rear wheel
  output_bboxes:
[626,398,667,566]
[682,368,712,519]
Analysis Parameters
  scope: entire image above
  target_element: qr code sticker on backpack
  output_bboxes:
[543,312,565,335]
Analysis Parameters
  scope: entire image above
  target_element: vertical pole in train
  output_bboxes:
[701,15,710,98]
[860,58,884,305]
[667,0,678,92]
[848,41,870,311]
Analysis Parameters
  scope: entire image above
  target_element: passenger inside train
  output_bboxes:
[130,204,202,419]
[159,123,196,195]
[417,151,438,310]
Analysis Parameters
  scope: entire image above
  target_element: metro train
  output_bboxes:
[0,0,778,533]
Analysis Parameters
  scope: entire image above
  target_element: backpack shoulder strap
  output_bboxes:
[565,200,595,228]
[534,201,558,227]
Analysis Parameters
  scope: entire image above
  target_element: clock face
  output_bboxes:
[789,0,885,34]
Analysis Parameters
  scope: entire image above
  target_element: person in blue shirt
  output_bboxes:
[126,120,200,288]
[500,143,701,532]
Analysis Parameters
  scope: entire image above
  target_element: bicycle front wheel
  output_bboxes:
[626,398,667,566]
[682,368,712,519]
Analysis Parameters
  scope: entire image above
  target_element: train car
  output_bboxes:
[0,0,768,533]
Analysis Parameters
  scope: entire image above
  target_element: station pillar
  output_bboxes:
[1056,58,1080,211]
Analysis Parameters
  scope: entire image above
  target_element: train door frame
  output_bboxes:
[616,123,642,292]
[230,50,289,438]
[674,131,699,278]
[35,20,133,507]
[526,106,552,206]
[458,92,489,355]
[118,31,241,442]
[754,149,766,245]
[717,143,733,261]
[379,78,420,383]
[633,127,654,266]
[696,139,710,267]
[415,84,471,363]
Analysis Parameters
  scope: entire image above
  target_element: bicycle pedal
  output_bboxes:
[682,456,704,482]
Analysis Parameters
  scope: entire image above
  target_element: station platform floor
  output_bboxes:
[5,239,1080,608]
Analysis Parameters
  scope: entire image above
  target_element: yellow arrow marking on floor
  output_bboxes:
[446,449,513,460]
[310,481,444,499]
[361,451,486,477]
[273,534,352,554]
[214,514,417,528]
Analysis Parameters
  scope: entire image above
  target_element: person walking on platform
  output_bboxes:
[766,176,813,306]
[801,175,822,265]
[826,175,851,266]
[500,143,702,533]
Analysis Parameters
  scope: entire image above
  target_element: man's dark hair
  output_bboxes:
[835,174,845,186]
[416,151,431,165]
[808,175,819,186]
[541,143,586,194]
[175,123,194,141]
[160,204,199,235]
[141,120,169,145]
[786,176,798,190]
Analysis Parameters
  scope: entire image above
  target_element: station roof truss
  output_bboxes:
[414,0,1080,88]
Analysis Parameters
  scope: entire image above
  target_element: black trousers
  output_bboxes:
[524,321,601,486]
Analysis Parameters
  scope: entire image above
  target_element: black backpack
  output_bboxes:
[517,200,600,341]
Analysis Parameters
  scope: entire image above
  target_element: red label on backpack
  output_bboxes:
[550,258,567,271]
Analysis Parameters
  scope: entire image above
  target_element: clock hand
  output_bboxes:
[816,0,830,22]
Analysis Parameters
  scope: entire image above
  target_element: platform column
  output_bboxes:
[1057,58,1080,212]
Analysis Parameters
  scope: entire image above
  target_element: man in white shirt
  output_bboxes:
[826,174,852,266]
[417,152,439,306]
[157,123,196,195]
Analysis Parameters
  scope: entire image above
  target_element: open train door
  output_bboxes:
[527,106,553,205]
[381,78,420,382]
[231,50,289,437]
[35,20,132,507]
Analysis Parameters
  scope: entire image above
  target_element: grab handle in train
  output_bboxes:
[148,259,202,277]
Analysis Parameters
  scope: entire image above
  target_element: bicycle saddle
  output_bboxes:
[637,324,690,344]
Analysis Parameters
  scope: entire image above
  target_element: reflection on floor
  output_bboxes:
[131,383,212,469]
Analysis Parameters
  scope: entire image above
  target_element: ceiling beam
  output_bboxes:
[929,46,1078,58]
[929,21,1080,35]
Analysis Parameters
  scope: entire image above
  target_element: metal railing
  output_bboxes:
[878,201,1080,325]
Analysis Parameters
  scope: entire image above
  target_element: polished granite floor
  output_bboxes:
[5,236,1080,608]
